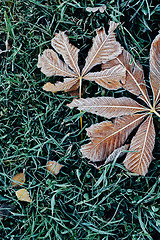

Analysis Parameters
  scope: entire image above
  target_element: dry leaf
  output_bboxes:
[124,115,155,176]
[80,114,145,162]
[47,161,64,175]
[16,189,32,203]
[102,49,150,106]
[68,30,160,176]
[86,5,106,13]
[39,21,160,176]
[68,97,146,119]
[38,21,124,93]
[12,172,25,187]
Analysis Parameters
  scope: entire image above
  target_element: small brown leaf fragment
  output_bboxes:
[12,172,25,187]
[47,161,64,175]
[16,189,32,203]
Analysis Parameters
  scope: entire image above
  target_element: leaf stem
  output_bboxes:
[79,77,83,138]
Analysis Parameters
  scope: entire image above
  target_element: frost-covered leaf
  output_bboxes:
[47,161,64,175]
[103,50,151,106]
[43,78,79,93]
[105,144,129,164]
[82,21,123,76]
[124,115,155,176]
[81,114,145,162]
[12,172,25,187]
[38,21,123,93]
[37,49,76,77]
[51,31,80,75]
[68,97,146,119]
[84,64,126,90]
[16,189,32,203]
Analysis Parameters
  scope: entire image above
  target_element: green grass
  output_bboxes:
[0,0,160,239]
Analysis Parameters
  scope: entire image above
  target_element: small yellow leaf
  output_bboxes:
[47,161,64,175]
[12,172,25,187]
[16,189,32,203]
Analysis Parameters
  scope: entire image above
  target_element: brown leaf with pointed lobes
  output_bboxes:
[43,78,79,93]
[68,97,147,119]
[82,21,123,76]
[103,50,151,107]
[81,114,145,162]
[150,33,160,104]
[12,172,25,187]
[37,49,77,78]
[124,115,155,176]
[51,31,80,76]
[83,64,126,90]
[47,161,64,175]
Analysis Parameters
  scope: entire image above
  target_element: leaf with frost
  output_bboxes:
[12,172,25,187]
[124,115,155,176]
[51,31,80,75]
[47,161,64,175]
[68,97,147,119]
[83,64,126,90]
[82,22,123,76]
[16,189,32,203]
[68,31,160,176]
[39,21,160,176]
[43,78,79,93]
[81,114,145,162]
[103,49,151,106]
[38,21,124,93]
[37,50,76,78]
